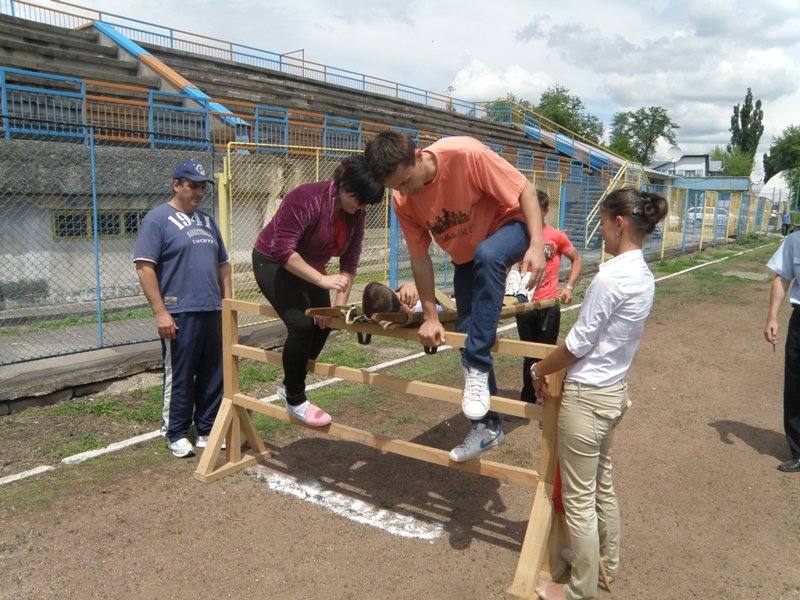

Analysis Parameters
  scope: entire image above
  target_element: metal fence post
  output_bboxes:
[88,127,105,348]
[389,201,399,290]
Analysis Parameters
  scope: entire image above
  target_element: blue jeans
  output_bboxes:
[453,220,529,420]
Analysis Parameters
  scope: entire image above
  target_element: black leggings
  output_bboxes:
[515,303,561,403]
[252,249,331,405]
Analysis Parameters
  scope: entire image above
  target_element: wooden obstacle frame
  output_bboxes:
[194,298,571,599]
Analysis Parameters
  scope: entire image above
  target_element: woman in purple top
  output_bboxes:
[252,156,384,426]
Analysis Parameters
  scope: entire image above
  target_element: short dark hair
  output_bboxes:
[364,129,417,183]
[601,187,668,235]
[333,156,385,205]
[362,282,402,318]
[535,189,550,210]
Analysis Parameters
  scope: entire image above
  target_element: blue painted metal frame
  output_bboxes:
[0,67,85,141]
[569,160,584,181]
[88,128,105,347]
[484,140,503,156]
[254,105,288,154]
[544,155,560,174]
[323,115,361,158]
[388,203,399,290]
[516,148,534,171]
[148,90,210,150]
[486,104,513,124]
[390,125,419,146]
[555,132,574,157]
[522,114,541,141]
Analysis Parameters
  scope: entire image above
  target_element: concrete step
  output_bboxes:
[0,36,137,74]
[0,18,114,56]
[0,14,98,42]
[0,54,160,89]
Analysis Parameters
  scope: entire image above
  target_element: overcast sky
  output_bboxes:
[44,0,800,163]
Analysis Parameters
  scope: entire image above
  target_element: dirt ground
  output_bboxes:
[1,242,799,599]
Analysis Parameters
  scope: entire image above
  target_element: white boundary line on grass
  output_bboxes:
[0,241,775,490]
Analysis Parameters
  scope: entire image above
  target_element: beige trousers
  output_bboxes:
[558,379,629,600]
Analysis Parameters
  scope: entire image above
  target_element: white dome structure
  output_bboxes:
[759,169,793,202]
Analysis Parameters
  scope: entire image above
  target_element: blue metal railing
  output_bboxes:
[484,140,503,156]
[254,105,288,154]
[322,115,361,158]
[0,67,85,141]
[516,148,534,171]
[390,125,419,146]
[148,90,210,150]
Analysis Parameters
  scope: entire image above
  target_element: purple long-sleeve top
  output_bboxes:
[253,180,365,276]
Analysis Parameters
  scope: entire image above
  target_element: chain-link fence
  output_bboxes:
[0,117,216,364]
[2,124,785,365]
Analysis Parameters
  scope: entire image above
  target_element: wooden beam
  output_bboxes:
[506,481,556,599]
[232,393,539,488]
[226,299,555,359]
[232,345,544,421]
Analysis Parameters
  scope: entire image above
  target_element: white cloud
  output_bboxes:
[448,60,552,101]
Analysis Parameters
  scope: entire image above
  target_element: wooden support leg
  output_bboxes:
[193,397,270,483]
[506,481,556,599]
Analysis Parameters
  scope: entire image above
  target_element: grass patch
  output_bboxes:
[37,432,106,460]
[309,382,384,412]
[252,412,293,438]
[654,257,702,274]
[239,361,280,393]
[318,340,372,368]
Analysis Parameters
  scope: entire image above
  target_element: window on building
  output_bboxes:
[53,209,149,240]
[124,211,147,236]
[53,212,88,238]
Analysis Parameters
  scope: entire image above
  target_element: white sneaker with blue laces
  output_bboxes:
[449,420,505,462]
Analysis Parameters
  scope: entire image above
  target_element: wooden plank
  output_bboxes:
[193,452,267,484]
[229,300,555,359]
[226,412,242,463]
[194,397,235,479]
[235,405,269,455]
[232,345,544,421]
[231,393,539,488]
[506,481,555,599]
[222,302,240,399]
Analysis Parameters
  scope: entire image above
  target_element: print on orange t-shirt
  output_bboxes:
[392,137,528,265]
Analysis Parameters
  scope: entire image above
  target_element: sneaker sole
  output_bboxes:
[449,430,505,462]
[462,402,491,420]
[171,449,195,458]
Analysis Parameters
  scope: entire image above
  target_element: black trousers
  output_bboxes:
[785,307,800,458]
[252,249,331,405]
[515,301,561,402]
[782,224,790,236]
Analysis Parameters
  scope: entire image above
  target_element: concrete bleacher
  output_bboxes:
[0,13,607,181]
[0,14,159,92]
[142,42,589,175]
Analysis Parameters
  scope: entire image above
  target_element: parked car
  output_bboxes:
[688,206,728,228]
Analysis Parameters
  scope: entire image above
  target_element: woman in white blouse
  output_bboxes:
[531,187,668,600]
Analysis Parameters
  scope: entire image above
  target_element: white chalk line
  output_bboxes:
[0,239,776,492]
[247,466,443,541]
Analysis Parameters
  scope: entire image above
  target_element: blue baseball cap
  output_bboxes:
[172,159,214,184]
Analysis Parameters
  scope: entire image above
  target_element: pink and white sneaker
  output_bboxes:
[286,400,332,427]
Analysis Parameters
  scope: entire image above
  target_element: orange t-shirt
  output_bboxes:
[532,225,574,301]
[392,137,527,265]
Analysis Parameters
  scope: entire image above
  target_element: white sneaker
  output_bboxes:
[461,365,491,420]
[168,437,195,458]
[195,435,226,450]
[276,383,287,400]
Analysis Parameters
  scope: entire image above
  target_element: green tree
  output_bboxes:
[608,133,639,162]
[709,145,754,176]
[486,86,604,143]
[729,88,764,156]
[724,148,754,176]
[536,85,603,143]
[609,107,679,164]
[763,124,800,181]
